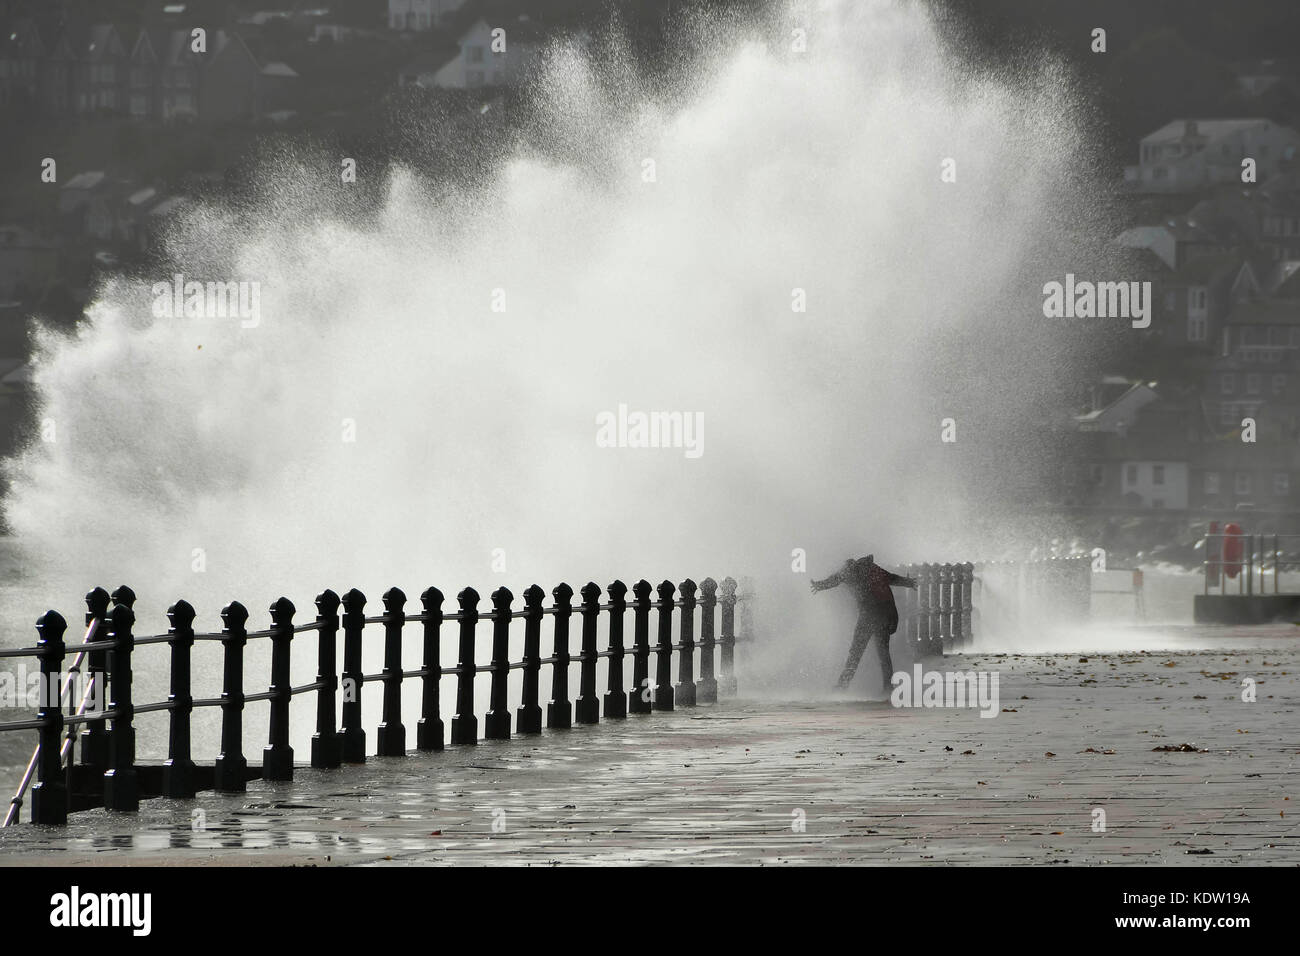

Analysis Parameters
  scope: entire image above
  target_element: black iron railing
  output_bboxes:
[2,576,751,826]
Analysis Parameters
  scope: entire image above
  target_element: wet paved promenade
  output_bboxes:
[1,640,1297,866]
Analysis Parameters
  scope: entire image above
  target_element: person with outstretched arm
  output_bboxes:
[811,554,917,691]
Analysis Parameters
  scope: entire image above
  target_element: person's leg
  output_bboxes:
[872,622,895,691]
[836,615,872,689]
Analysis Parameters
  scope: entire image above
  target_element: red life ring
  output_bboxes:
[1222,523,1244,579]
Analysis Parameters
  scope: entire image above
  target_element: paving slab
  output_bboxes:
[0,642,1297,866]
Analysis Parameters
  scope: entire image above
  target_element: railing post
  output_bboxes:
[338,589,367,762]
[629,580,653,714]
[417,587,445,750]
[376,588,407,756]
[103,595,138,811]
[961,563,974,646]
[1206,523,1219,592]
[214,601,249,792]
[654,580,675,711]
[575,582,601,724]
[484,587,513,740]
[264,597,295,780]
[30,610,68,825]
[547,583,574,729]
[940,563,954,654]
[162,599,196,798]
[311,589,342,768]
[517,584,544,733]
[675,579,697,707]
[450,587,480,744]
[1247,536,1255,596]
[718,576,737,697]
[696,578,718,704]
[916,565,933,655]
[603,580,629,718]
[907,564,922,650]
[1273,535,1280,594]
[78,586,110,772]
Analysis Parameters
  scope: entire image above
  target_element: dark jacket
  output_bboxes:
[812,558,916,634]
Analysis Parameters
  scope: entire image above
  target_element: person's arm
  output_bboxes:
[810,566,847,593]
[887,570,918,589]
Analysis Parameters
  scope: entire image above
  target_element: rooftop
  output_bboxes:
[1141,118,1274,145]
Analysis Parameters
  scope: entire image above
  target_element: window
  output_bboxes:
[1089,464,1103,484]
[1126,464,1138,485]
[1221,374,1235,395]
[1190,288,1208,310]
[1221,406,1236,425]
[1236,472,1253,495]
[1247,373,1261,394]
[1204,472,1220,494]
[469,46,484,63]
[1153,465,1165,485]
[1164,291,1176,311]
[1273,374,1286,395]
[1275,473,1290,496]
[1189,315,1207,341]
[467,70,484,87]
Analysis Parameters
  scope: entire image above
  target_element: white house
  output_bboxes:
[428,18,544,90]
[1125,119,1300,192]
[388,0,466,31]
[1119,460,1189,510]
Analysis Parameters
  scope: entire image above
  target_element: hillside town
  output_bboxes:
[2,0,1300,560]
[1064,114,1300,556]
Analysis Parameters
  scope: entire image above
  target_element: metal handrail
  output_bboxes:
[2,575,759,827]
[4,617,101,827]
[1202,531,1300,595]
